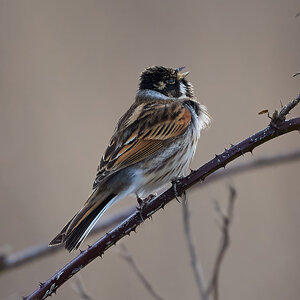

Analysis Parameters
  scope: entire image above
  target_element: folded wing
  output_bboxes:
[93,100,192,189]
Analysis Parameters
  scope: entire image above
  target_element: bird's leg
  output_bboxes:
[172,178,187,203]
[136,193,157,221]
[136,194,146,221]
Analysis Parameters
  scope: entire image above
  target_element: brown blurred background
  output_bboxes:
[0,0,299,299]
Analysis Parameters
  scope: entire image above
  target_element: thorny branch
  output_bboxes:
[1,149,299,275]
[118,244,164,300]
[22,94,300,299]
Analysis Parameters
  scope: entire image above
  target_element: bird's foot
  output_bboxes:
[172,178,187,203]
[136,193,157,221]
[136,195,146,221]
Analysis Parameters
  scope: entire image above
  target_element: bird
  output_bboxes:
[49,66,211,251]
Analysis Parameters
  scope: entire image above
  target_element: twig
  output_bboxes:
[118,244,164,300]
[182,196,207,300]
[70,274,94,300]
[22,96,300,299]
[0,207,135,274]
[206,186,236,300]
[270,94,300,128]
[1,149,299,275]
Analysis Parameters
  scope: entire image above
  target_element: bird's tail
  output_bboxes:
[49,192,116,252]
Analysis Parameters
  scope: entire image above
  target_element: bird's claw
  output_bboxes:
[172,179,186,203]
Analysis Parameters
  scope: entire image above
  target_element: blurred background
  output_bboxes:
[0,0,299,299]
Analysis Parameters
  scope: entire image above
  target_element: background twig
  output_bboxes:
[70,274,94,300]
[206,186,236,300]
[182,196,207,300]
[118,244,164,300]
[0,207,135,274]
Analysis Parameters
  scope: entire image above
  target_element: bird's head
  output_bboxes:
[138,66,194,99]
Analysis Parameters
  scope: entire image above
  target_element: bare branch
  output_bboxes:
[206,186,236,300]
[70,274,94,300]
[182,195,207,300]
[20,96,300,299]
[118,244,164,300]
[0,207,135,274]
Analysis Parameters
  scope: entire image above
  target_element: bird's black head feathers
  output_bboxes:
[139,66,194,98]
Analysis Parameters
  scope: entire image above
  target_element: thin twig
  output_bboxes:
[206,186,236,300]
[118,244,164,300]
[21,96,300,299]
[182,195,207,300]
[70,274,94,300]
[0,207,135,274]
[1,150,299,275]
[270,94,300,128]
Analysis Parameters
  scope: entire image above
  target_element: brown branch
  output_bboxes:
[1,149,299,275]
[22,95,300,299]
[206,186,236,300]
[118,244,164,300]
[182,196,207,300]
[200,149,300,187]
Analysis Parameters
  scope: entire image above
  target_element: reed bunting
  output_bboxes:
[49,66,210,251]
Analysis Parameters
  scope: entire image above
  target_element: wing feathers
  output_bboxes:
[93,100,192,189]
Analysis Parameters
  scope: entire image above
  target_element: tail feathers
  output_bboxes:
[49,194,116,252]
[49,217,75,246]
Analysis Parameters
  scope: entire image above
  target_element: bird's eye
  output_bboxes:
[167,78,175,84]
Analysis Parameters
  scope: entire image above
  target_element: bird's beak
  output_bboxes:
[177,66,190,80]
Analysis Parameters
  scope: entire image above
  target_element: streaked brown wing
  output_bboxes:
[92,100,191,189]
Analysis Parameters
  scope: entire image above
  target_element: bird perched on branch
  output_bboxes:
[49,66,210,251]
